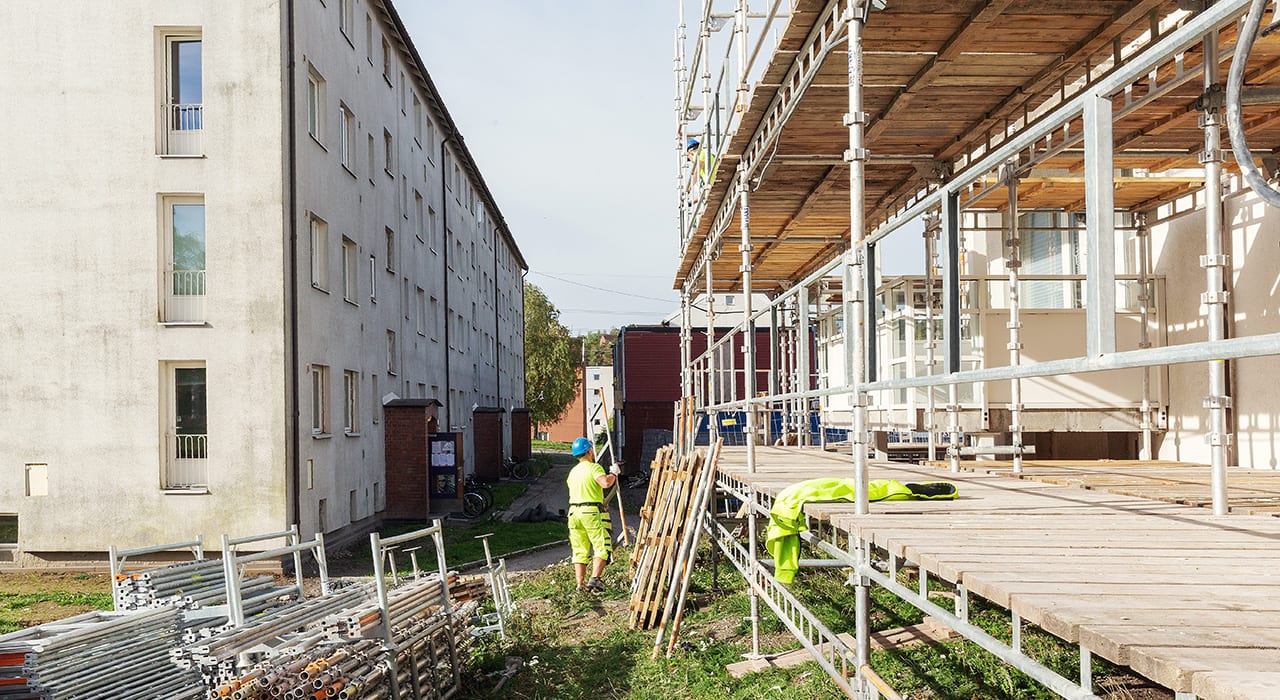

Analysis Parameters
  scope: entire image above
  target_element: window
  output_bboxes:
[305,459,314,490]
[413,95,423,144]
[307,67,324,142]
[309,216,329,290]
[367,133,376,183]
[318,498,328,532]
[426,120,436,162]
[381,37,392,83]
[416,286,426,335]
[427,207,438,250]
[350,489,358,521]
[365,15,374,64]
[402,278,410,320]
[165,363,208,489]
[368,254,377,302]
[339,103,354,170]
[311,364,330,435]
[162,195,206,323]
[430,296,439,341]
[399,71,406,113]
[343,369,360,434]
[414,191,425,242]
[25,464,48,497]
[339,0,354,41]
[385,228,395,272]
[386,330,398,375]
[383,129,393,175]
[341,236,358,303]
[370,373,380,424]
[160,33,203,155]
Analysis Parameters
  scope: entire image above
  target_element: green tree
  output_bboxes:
[578,329,618,366]
[524,282,578,432]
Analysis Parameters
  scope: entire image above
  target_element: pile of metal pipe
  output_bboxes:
[0,607,203,699]
[115,557,297,616]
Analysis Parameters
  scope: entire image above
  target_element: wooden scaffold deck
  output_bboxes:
[715,445,1280,700]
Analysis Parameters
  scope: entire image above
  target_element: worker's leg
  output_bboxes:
[583,509,613,571]
[591,556,607,579]
[568,511,593,589]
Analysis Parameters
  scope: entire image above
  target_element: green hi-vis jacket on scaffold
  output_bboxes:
[764,478,958,584]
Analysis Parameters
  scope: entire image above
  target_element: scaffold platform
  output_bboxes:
[715,445,1280,699]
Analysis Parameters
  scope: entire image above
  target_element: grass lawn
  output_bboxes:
[0,573,113,634]
[332,518,568,576]
[531,439,572,453]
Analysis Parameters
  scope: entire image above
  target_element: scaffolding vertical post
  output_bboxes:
[847,5,872,696]
[1083,93,1117,358]
[738,172,763,658]
[942,191,962,472]
[924,212,939,462]
[1004,165,1025,474]
[681,290,692,455]
[798,284,812,446]
[1201,30,1231,515]
[706,254,718,442]
[1136,213,1154,460]
[768,300,780,445]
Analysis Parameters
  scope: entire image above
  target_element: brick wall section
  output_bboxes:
[622,401,673,468]
[472,408,504,482]
[510,410,531,461]
[384,405,429,519]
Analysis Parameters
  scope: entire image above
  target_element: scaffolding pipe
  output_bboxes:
[707,255,718,442]
[1004,165,1025,474]
[923,213,939,462]
[1136,213,1154,460]
[1201,30,1231,516]
[798,285,812,446]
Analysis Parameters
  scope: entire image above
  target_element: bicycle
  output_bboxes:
[463,475,493,519]
[502,457,530,481]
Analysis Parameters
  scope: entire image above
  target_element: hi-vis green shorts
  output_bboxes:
[568,504,612,565]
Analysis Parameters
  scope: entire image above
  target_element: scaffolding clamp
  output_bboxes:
[1005,258,1022,270]
[844,147,870,163]
[843,111,868,126]
[1199,253,1230,269]
[1196,83,1226,113]
[1006,321,1023,330]
[1198,147,1226,165]
[1200,290,1231,304]
[1205,432,1234,446]
[1006,341,1023,351]
[1203,395,1234,409]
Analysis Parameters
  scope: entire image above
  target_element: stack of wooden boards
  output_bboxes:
[627,443,719,638]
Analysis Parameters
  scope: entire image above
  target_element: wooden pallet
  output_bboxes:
[627,446,708,630]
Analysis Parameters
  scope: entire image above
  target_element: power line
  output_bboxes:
[537,271,671,279]
[530,271,677,303]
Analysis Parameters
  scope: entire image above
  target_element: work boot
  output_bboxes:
[585,576,606,593]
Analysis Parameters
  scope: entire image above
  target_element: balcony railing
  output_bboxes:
[165,433,207,489]
[164,270,206,323]
[162,103,203,155]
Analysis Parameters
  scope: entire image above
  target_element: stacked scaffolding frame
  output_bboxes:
[672,0,1280,698]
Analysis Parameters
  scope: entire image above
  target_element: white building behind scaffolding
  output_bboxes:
[0,0,526,563]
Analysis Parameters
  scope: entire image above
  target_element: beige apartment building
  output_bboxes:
[0,0,526,563]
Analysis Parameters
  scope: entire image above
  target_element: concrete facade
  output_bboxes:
[0,0,526,559]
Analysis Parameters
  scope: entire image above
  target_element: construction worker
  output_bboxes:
[567,436,620,593]
[685,137,717,204]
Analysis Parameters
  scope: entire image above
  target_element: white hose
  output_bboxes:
[1226,0,1280,208]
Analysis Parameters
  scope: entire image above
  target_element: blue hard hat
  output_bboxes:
[571,437,592,457]
[686,137,700,150]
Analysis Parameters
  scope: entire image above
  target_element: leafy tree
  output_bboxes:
[524,282,578,432]
[578,328,618,366]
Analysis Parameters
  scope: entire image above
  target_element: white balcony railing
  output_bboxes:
[162,103,203,155]
[165,432,207,489]
[164,270,206,323]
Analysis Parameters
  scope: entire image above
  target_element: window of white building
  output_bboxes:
[338,0,354,42]
[161,195,206,323]
[386,330,398,375]
[311,364,330,436]
[159,32,203,155]
[416,287,426,336]
[164,362,208,489]
[307,67,325,143]
[385,227,396,272]
[310,216,329,290]
[343,369,360,435]
[368,254,377,302]
[383,129,393,175]
[342,236,358,304]
[339,103,354,171]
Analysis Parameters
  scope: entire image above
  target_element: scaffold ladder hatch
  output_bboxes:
[588,386,630,545]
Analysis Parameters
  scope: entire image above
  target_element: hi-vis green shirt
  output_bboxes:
[567,460,606,505]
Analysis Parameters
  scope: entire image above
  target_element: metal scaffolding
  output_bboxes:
[670,0,1280,697]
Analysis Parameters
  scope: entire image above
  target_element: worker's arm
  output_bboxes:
[594,472,617,490]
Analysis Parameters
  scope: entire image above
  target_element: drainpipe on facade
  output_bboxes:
[285,0,301,533]
[440,134,452,428]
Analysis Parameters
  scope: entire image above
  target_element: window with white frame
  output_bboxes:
[399,71,406,113]
[343,369,359,434]
[341,236,358,303]
[307,67,324,142]
[311,364,330,435]
[427,206,438,251]
[370,373,380,424]
[385,228,395,272]
[386,330,398,375]
[416,286,426,335]
[381,37,392,83]
[164,362,208,489]
[310,215,329,290]
[413,95,423,144]
[161,195,206,323]
[368,254,377,302]
[383,129,393,175]
[339,103,354,170]
[159,32,203,155]
[366,133,376,183]
[365,14,374,64]
[339,0,354,42]
[414,191,424,242]
[430,296,439,341]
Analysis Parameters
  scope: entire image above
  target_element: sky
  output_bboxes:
[400,2,920,335]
